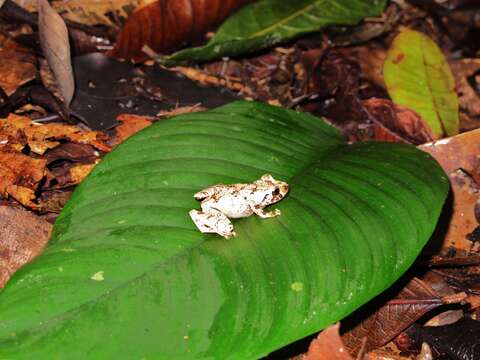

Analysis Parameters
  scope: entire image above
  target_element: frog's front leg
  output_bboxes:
[250,205,281,219]
[193,186,220,200]
[189,208,236,239]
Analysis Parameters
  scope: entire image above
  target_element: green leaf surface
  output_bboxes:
[0,101,447,359]
[164,0,386,64]
[383,29,459,137]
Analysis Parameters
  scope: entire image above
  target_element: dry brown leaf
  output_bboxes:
[363,98,434,144]
[0,33,36,96]
[0,113,110,154]
[111,0,252,62]
[420,129,480,252]
[38,0,74,105]
[0,206,51,288]
[298,323,354,360]
[0,146,46,207]
[14,0,156,27]
[114,114,152,145]
[450,59,480,118]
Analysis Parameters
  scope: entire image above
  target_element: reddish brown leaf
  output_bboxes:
[111,0,252,62]
[342,278,446,355]
[113,114,153,145]
[420,129,480,252]
[0,146,46,208]
[299,323,354,360]
[0,114,110,154]
[0,33,36,96]
[0,206,51,288]
[363,98,434,145]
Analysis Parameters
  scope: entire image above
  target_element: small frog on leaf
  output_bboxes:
[189,174,289,239]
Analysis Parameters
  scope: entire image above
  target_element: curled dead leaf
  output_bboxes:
[38,0,74,105]
[111,0,252,62]
[0,205,51,288]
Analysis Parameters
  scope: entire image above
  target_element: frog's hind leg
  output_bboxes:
[189,209,236,239]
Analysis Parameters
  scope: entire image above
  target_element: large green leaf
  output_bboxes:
[383,29,459,137]
[164,0,386,64]
[0,101,447,359]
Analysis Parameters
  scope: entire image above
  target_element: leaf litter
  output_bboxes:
[1,0,480,359]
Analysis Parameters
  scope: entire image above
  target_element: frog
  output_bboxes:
[189,174,289,239]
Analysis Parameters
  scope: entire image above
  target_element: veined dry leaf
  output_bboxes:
[0,33,36,96]
[38,0,74,105]
[111,0,252,62]
[0,146,46,208]
[0,113,110,154]
[383,30,459,138]
[14,0,156,27]
[299,324,354,360]
[342,278,447,355]
[0,206,51,288]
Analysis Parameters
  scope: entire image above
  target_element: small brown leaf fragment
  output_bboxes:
[47,163,96,189]
[0,114,110,154]
[0,205,51,288]
[111,0,252,62]
[342,278,446,355]
[0,33,36,96]
[420,130,480,252]
[36,189,72,214]
[0,146,46,208]
[363,98,434,144]
[114,114,152,145]
[68,163,96,184]
[38,0,74,105]
[299,323,354,360]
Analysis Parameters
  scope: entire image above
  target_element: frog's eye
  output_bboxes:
[272,187,280,196]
